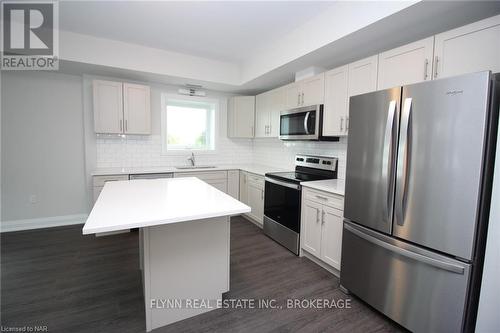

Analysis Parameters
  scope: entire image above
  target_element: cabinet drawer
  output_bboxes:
[304,188,344,210]
[175,171,227,181]
[93,175,129,187]
[247,173,264,187]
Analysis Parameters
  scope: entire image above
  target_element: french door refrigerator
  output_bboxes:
[341,71,500,333]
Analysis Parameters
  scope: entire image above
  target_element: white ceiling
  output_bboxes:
[59,1,335,63]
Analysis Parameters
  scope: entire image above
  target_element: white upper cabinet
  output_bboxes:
[285,73,325,109]
[227,96,255,138]
[255,87,285,138]
[377,37,434,90]
[93,80,151,135]
[348,55,379,97]
[285,82,301,110]
[301,74,325,106]
[123,83,151,135]
[93,80,123,134]
[434,15,500,79]
[255,92,270,138]
[323,65,349,137]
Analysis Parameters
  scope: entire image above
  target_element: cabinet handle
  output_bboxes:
[321,210,325,224]
[297,93,301,106]
[434,56,439,78]
[423,58,429,80]
[316,208,320,223]
[301,92,304,106]
[125,119,128,132]
[120,119,123,132]
[261,189,264,200]
[315,195,328,201]
[346,117,349,131]
[340,117,344,131]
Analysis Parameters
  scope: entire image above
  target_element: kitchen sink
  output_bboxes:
[175,165,217,170]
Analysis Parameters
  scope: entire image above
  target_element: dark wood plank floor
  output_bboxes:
[1,216,404,333]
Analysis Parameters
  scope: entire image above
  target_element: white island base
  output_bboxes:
[82,177,250,331]
[141,217,230,331]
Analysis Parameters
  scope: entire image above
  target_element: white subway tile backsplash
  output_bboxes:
[96,135,347,179]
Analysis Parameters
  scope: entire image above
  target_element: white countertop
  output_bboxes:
[82,177,251,234]
[91,164,286,177]
[300,179,345,196]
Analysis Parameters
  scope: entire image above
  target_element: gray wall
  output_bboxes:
[1,71,88,221]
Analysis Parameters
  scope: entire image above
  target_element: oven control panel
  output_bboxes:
[295,154,337,171]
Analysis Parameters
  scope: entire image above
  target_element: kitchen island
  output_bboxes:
[82,177,250,331]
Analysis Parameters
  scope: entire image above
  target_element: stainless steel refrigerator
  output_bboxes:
[341,71,500,333]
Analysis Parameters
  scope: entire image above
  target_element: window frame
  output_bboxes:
[161,94,219,156]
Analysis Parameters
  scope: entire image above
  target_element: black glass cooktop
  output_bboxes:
[265,171,331,184]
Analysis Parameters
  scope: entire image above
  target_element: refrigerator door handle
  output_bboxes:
[344,223,465,274]
[396,97,412,226]
[382,100,396,222]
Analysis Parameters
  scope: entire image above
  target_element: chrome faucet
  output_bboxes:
[187,152,196,166]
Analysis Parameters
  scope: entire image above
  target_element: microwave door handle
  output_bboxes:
[303,112,310,135]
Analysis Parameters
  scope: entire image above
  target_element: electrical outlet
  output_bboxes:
[29,194,37,204]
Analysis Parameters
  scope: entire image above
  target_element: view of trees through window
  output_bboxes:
[165,99,215,151]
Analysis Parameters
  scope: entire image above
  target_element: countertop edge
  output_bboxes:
[300,180,345,197]
[82,206,251,235]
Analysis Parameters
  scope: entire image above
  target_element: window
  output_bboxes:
[162,97,217,154]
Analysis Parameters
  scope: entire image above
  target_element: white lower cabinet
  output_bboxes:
[227,170,239,199]
[174,171,228,193]
[239,171,249,205]
[320,205,343,269]
[301,188,344,271]
[92,174,129,203]
[240,171,264,226]
[302,200,323,257]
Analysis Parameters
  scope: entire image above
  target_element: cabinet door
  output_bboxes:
[324,65,349,136]
[123,83,151,135]
[239,172,248,205]
[227,170,239,199]
[302,200,323,257]
[301,73,325,106]
[434,15,500,79]
[255,93,270,138]
[348,55,379,97]
[285,83,301,109]
[377,37,434,90]
[228,96,255,138]
[268,87,285,137]
[206,179,227,193]
[93,80,123,134]
[247,182,264,224]
[320,206,343,270]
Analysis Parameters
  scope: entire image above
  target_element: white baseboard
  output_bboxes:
[1,214,88,233]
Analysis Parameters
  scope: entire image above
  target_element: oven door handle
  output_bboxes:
[265,177,301,190]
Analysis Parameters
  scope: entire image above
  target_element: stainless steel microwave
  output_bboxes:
[279,104,338,141]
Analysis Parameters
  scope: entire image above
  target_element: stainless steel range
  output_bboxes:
[264,155,338,255]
